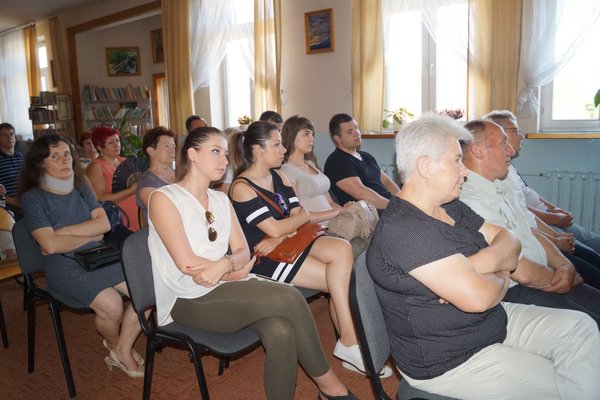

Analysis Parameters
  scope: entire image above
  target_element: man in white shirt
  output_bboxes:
[459,120,600,325]
[482,110,600,256]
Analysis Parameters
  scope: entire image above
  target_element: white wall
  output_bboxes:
[280,0,352,133]
[76,15,162,89]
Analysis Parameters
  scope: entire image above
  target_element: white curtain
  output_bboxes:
[382,0,467,67]
[518,0,600,116]
[0,29,32,139]
[190,0,254,90]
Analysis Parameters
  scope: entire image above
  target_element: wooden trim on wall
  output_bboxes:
[526,133,600,139]
[66,0,161,137]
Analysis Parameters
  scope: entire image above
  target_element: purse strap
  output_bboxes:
[230,177,286,217]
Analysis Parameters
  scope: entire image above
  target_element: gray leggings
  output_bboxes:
[171,279,330,400]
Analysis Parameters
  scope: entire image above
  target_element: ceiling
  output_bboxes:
[0,0,104,33]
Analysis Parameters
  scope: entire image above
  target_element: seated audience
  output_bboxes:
[18,134,143,378]
[228,121,391,377]
[460,120,600,323]
[148,126,357,400]
[77,131,98,167]
[86,126,140,231]
[259,110,284,132]
[185,114,208,134]
[483,109,600,256]
[368,113,600,399]
[324,113,400,210]
[135,127,176,225]
[0,122,25,219]
[280,115,369,256]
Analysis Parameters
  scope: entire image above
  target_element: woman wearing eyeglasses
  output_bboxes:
[148,126,356,400]
[18,134,143,378]
[228,121,391,378]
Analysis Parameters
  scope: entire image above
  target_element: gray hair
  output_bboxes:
[482,109,517,127]
[395,113,473,182]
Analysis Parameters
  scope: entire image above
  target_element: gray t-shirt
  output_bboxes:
[21,183,123,306]
[135,170,168,223]
[367,197,507,380]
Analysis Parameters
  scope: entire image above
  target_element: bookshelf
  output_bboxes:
[29,92,74,139]
[82,84,153,136]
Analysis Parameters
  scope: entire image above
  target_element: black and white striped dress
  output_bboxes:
[230,170,317,283]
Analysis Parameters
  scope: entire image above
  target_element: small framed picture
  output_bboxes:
[304,8,334,55]
[106,47,141,77]
[151,29,164,64]
[56,94,72,120]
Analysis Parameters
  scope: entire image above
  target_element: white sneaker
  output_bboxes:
[333,340,393,378]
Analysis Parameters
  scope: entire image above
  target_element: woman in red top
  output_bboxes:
[86,126,139,231]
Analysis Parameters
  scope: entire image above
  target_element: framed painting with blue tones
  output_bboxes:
[305,8,334,55]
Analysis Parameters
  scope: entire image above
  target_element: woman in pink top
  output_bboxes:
[86,126,139,231]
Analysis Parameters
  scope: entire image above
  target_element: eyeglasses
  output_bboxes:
[273,193,289,217]
[205,211,217,241]
[503,127,521,136]
[48,152,73,162]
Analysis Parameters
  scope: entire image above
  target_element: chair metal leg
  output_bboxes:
[48,300,77,398]
[0,298,8,348]
[189,345,210,400]
[218,357,230,375]
[27,298,35,373]
[142,339,158,400]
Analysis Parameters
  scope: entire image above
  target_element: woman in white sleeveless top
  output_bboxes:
[147,127,356,400]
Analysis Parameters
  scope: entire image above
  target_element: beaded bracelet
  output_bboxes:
[223,254,236,274]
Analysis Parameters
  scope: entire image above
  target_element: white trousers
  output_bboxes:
[401,302,600,400]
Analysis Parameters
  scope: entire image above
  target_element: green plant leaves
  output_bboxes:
[594,89,600,108]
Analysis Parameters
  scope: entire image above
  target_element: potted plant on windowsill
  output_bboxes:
[238,115,253,131]
[382,107,414,132]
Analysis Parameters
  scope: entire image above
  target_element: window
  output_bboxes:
[383,2,467,122]
[540,15,600,132]
[37,36,49,91]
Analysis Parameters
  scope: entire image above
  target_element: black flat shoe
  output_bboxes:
[318,389,358,400]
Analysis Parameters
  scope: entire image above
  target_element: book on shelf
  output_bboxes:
[83,84,150,102]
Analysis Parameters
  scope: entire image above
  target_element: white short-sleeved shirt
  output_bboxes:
[460,171,548,277]
[148,185,231,325]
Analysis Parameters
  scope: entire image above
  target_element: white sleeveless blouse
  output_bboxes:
[148,184,231,325]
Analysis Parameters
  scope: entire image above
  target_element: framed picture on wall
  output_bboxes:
[105,47,141,76]
[56,94,72,120]
[151,29,164,64]
[304,8,334,55]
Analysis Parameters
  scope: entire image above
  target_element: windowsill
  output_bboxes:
[361,132,396,139]
[526,133,600,139]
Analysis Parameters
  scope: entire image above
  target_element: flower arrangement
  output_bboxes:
[238,115,253,125]
[438,108,465,120]
[382,107,414,129]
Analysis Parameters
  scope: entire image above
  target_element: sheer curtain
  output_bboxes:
[190,0,254,90]
[0,29,32,138]
[518,0,600,116]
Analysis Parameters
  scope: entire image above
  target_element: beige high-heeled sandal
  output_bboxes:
[103,339,144,366]
[104,353,144,378]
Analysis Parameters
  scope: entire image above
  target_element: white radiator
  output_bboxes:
[523,171,600,232]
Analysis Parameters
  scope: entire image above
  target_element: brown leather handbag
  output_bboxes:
[230,178,326,264]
